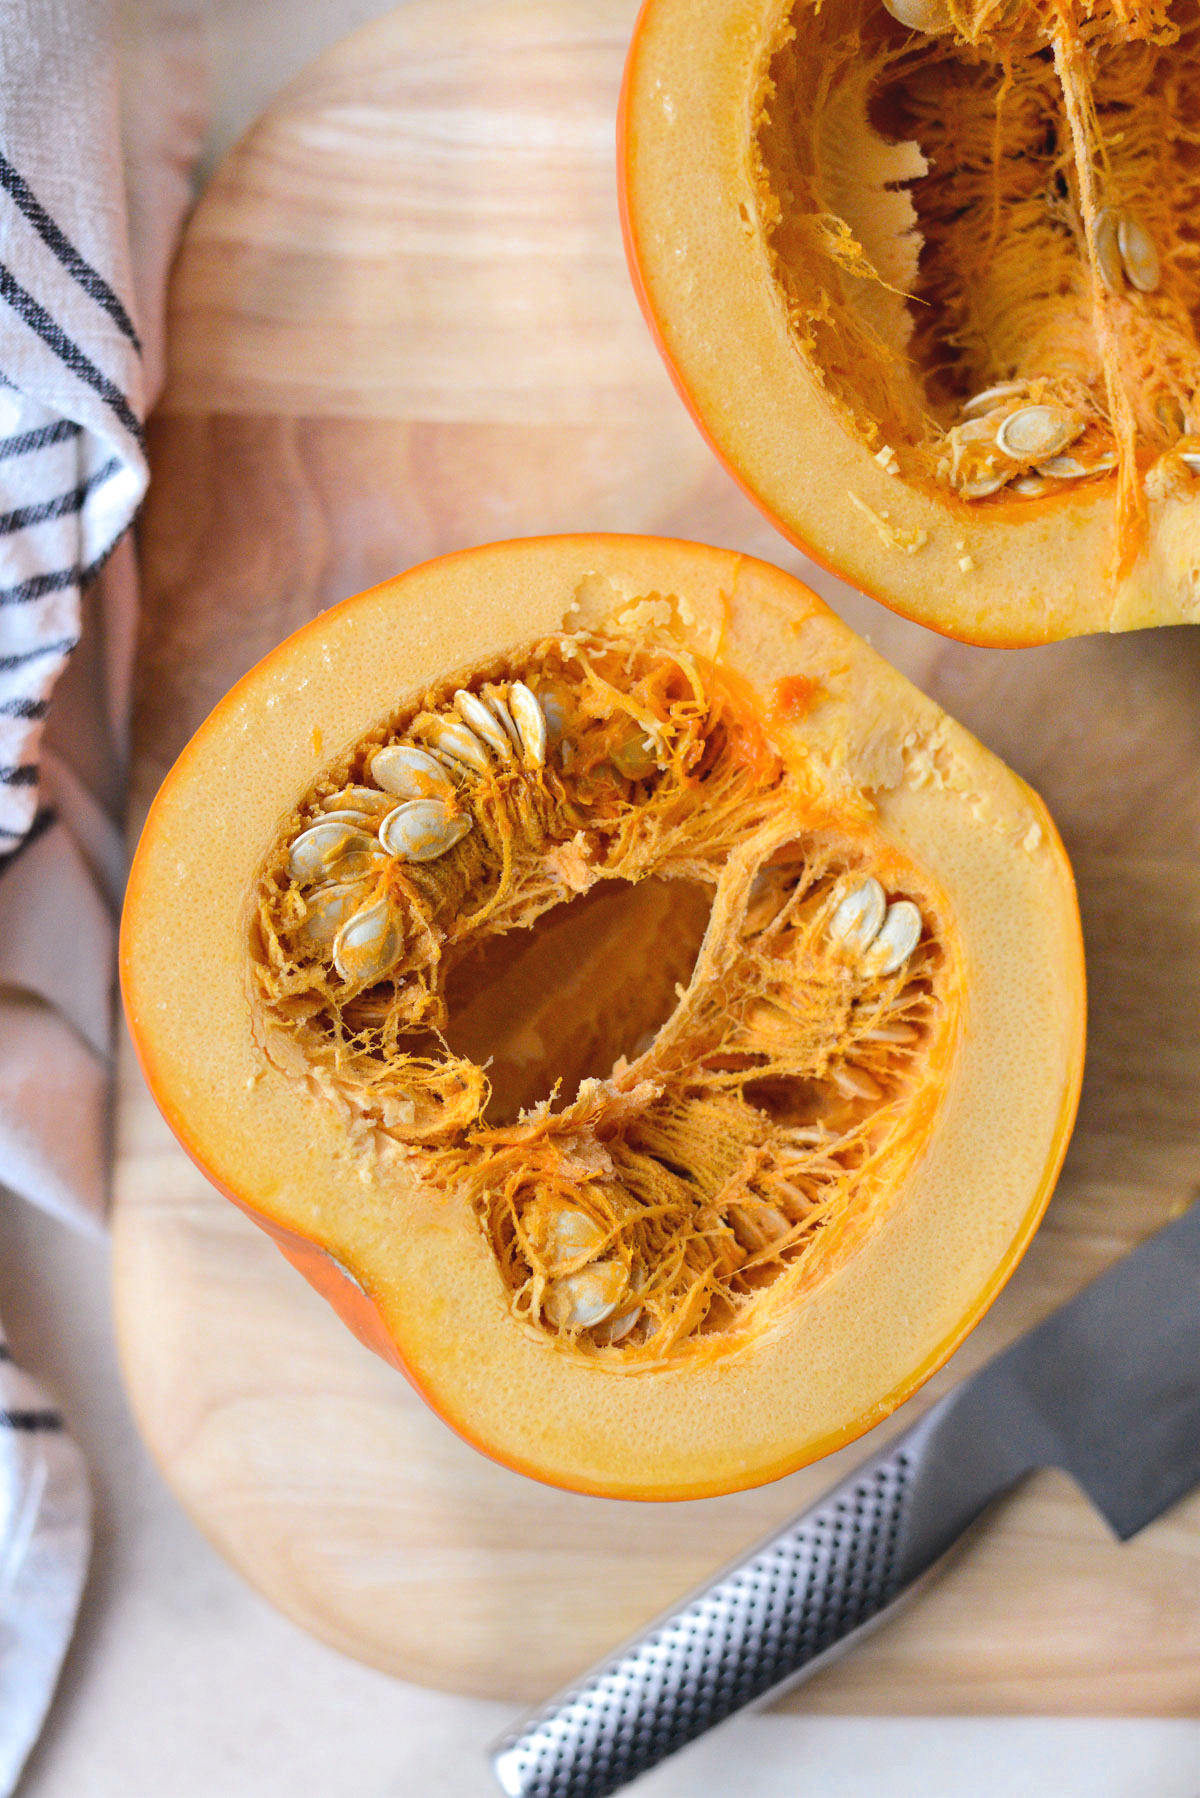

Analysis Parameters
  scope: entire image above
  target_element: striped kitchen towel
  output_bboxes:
[0,1335,90,1798]
[0,109,147,848]
[0,0,186,1790]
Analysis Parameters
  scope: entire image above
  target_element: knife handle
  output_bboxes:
[491,1410,953,1798]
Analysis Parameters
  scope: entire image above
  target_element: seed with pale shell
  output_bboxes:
[1037,456,1088,480]
[288,821,381,885]
[867,899,923,976]
[543,1207,606,1271]
[832,1065,884,1102]
[1117,213,1160,294]
[828,876,886,954]
[508,681,547,767]
[454,689,514,761]
[959,470,1010,500]
[1094,209,1123,295]
[861,1022,919,1044]
[481,685,524,755]
[592,1306,642,1346]
[961,382,1025,418]
[317,808,380,827]
[425,716,493,776]
[995,405,1080,463]
[371,744,456,801]
[379,798,472,862]
[544,1262,627,1331]
[298,879,370,951]
[534,684,571,747]
[322,786,392,818]
[332,895,404,985]
[882,0,952,30]
[1180,450,1200,472]
[731,1202,791,1253]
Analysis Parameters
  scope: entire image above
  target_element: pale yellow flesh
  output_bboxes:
[621,0,1200,644]
[122,536,1084,1497]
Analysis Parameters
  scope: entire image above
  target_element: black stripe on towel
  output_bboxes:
[0,418,81,461]
[0,1343,11,1361]
[0,635,79,672]
[0,1408,64,1431]
[0,151,141,350]
[0,763,37,787]
[0,695,49,718]
[0,456,120,536]
[0,263,144,448]
[0,568,77,607]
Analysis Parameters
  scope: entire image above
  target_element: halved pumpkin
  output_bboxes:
[620,0,1200,645]
[121,535,1084,1499]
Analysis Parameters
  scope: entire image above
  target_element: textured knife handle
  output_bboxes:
[491,1439,921,1798]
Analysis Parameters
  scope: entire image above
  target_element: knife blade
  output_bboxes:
[490,1202,1200,1798]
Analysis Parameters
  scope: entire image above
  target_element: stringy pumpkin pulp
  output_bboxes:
[250,630,955,1370]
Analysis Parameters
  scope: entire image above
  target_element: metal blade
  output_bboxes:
[974,1201,1200,1539]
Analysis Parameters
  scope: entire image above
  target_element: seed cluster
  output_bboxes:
[250,632,952,1365]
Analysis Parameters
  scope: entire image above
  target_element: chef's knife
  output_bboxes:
[491,1202,1200,1798]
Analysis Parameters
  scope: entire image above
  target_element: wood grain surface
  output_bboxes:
[114,0,1200,1711]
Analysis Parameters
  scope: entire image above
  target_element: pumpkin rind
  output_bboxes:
[120,535,1084,1498]
[619,0,1200,645]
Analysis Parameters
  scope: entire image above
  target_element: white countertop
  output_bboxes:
[4,3,1199,1793]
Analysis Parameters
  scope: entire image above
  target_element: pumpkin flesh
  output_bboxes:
[121,536,1084,1498]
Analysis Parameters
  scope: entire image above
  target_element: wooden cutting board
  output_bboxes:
[114,0,1200,1712]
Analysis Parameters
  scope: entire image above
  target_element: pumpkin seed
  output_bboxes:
[1013,475,1050,497]
[1179,450,1200,471]
[861,1022,919,1043]
[289,821,381,885]
[544,1262,626,1330]
[961,382,1025,418]
[959,470,1010,500]
[332,895,404,985]
[996,405,1080,462]
[1094,209,1124,295]
[298,879,370,951]
[831,1065,883,1102]
[1037,456,1089,479]
[317,808,380,827]
[481,685,524,755]
[882,0,952,31]
[371,744,457,801]
[592,1306,643,1346]
[867,899,923,976]
[828,876,886,954]
[379,798,472,862]
[533,683,571,747]
[509,681,547,767]
[544,1207,606,1271]
[322,786,392,818]
[1117,213,1160,293]
[425,716,493,776]
[454,688,514,762]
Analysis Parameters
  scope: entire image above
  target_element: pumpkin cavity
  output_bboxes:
[753,0,1200,564]
[248,628,958,1368]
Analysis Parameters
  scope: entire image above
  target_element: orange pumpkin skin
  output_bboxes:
[121,535,1085,1499]
[618,0,1200,647]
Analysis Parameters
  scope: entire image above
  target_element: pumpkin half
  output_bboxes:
[620,0,1200,645]
[121,535,1084,1499]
